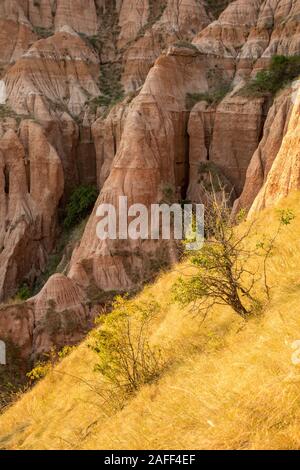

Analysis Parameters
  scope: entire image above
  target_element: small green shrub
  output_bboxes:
[32,26,53,38]
[88,63,124,112]
[174,41,199,52]
[186,83,231,109]
[64,185,98,230]
[90,296,167,393]
[78,33,102,51]
[0,105,36,126]
[241,55,300,97]
[89,94,123,110]
[16,284,32,301]
[27,346,75,383]
[173,185,295,320]
[0,104,17,119]
[161,183,175,203]
[197,162,232,193]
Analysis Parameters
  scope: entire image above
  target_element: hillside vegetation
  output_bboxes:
[241,55,300,97]
[1,194,300,450]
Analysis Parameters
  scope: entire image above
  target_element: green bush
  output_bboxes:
[174,41,199,52]
[197,162,232,193]
[78,33,102,51]
[90,296,167,393]
[16,284,32,301]
[89,63,124,112]
[64,185,98,230]
[32,26,53,38]
[173,185,295,320]
[27,346,75,383]
[186,83,231,109]
[242,55,300,97]
[0,104,15,119]
[205,0,232,18]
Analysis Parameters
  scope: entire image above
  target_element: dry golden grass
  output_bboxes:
[1,193,300,450]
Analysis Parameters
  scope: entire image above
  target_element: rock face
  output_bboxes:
[121,0,211,91]
[187,92,267,201]
[117,0,150,50]
[69,46,206,293]
[193,0,300,79]
[54,0,98,36]
[233,89,294,214]
[0,0,36,74]
[0,121,64,302]
[1,0,300,362]
[0,273,91,363]
[250,85,300,213]
[0,302,34,361]
[5,30,100,116]
[92,96,132,189]
[32,273,91,357]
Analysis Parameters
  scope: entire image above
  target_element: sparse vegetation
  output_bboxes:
[3,0,300,452]
[161,183,175,203]
[0,104,37,125]
[174,189,260,318]
[137,1,167,38]
[15,284,32,302]
[90,296,167,393]
[257,208,296,301]
[88,63,125,112]
[241,55,300,98]
[0,105,15,119]
[32,26,53,39]
[63,185,98,230]
[197,162,232,194]
[187,70,232,109]
[1,194,300,448]
[173,186,295,319]
[26,188,97,296]
[78,33,102,52]
[27,347,75,383]
[186,83,231,109]
[45,305,82,338]
[0,104,24,123]
[32,217,88,295]
[174,41,199,52]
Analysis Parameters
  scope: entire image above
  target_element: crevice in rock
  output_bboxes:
[25,159,31,194]
[113,132,117,156]
[259,97,273,143]
[3,165,9,194]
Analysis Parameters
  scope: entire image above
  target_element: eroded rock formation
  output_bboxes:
[233,88,294,214]
[0,121,64,302]
[250,85,300,213]
[0,0,300,363]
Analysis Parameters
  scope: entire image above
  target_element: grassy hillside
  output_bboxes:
[1,193,300,450]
